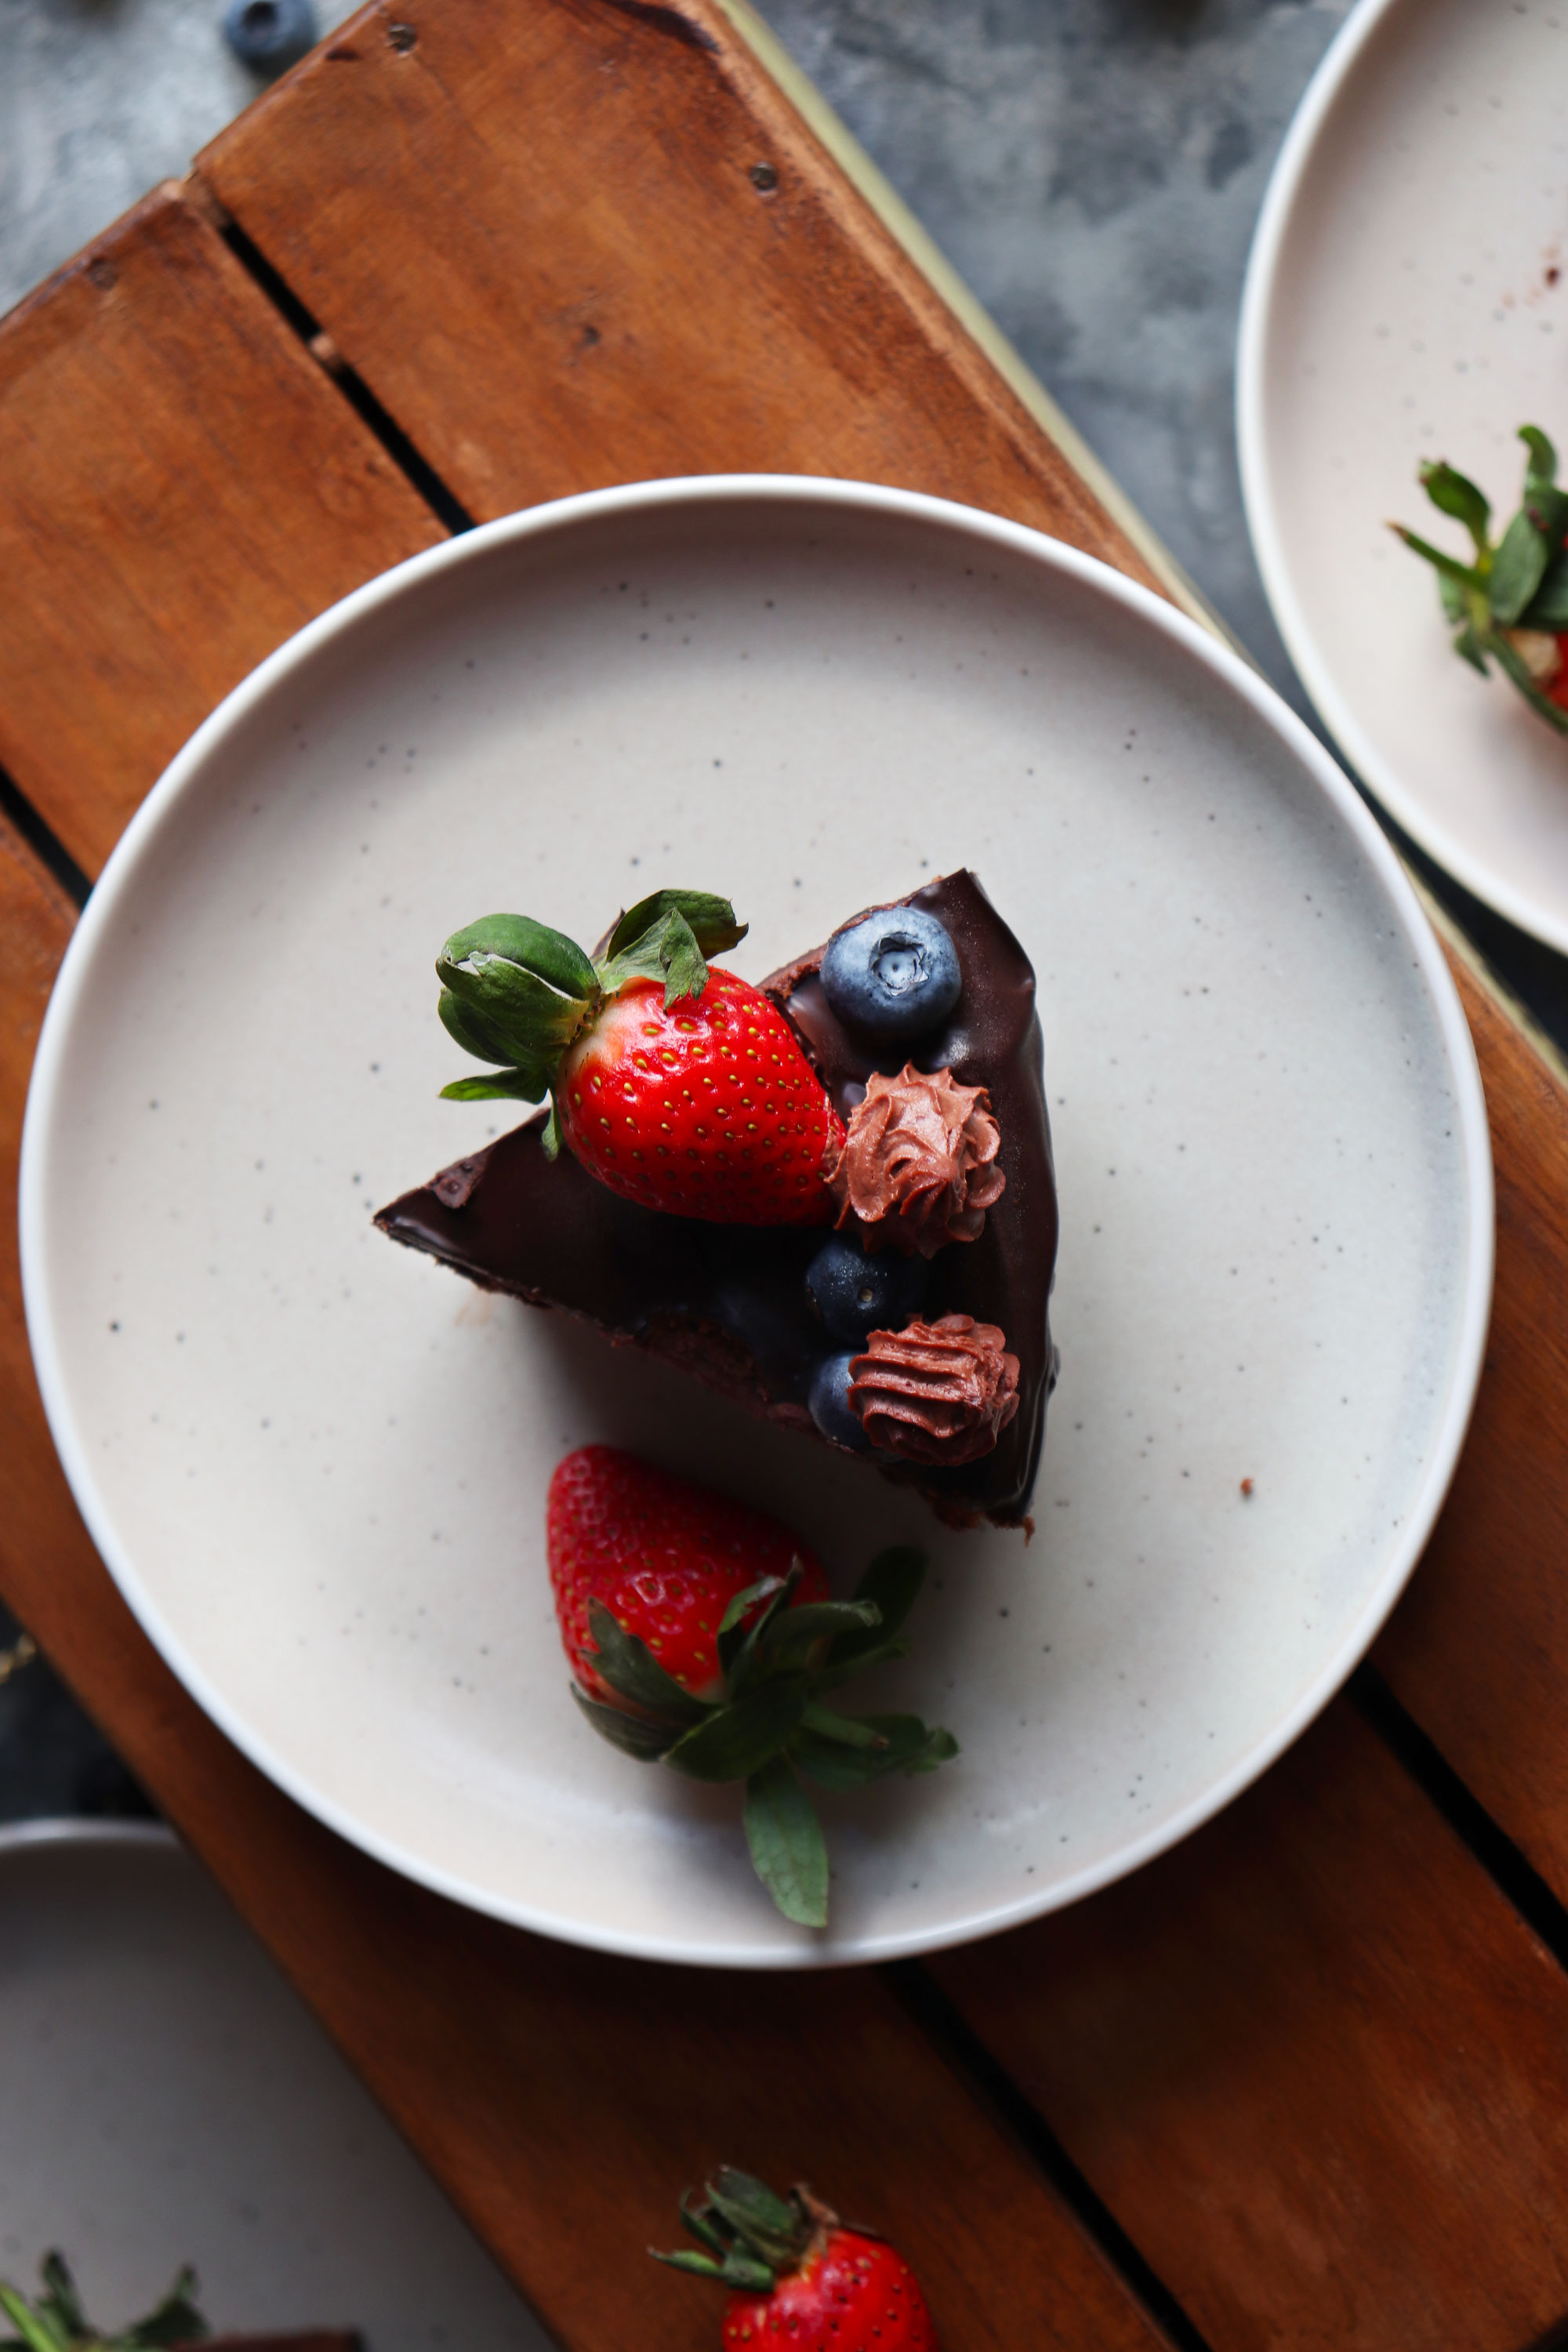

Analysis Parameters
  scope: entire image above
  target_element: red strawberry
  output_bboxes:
[559,968,840,1223]
[433,889,843,1223]
[654,2171,938,2350]
[547,1444,829,1704]
[545,1446,959,1926]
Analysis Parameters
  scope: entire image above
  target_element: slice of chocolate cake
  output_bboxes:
[376,872,1057,1527]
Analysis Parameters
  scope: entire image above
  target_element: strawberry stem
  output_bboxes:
[652,2172,833,2289]
[798,1701,888,1748]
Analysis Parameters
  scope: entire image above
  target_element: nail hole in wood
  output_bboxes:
[750,162,779,192]
[387,21,417,49]
[87,259,118,291]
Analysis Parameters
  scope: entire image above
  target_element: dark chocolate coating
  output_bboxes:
[374,871,1057,1526]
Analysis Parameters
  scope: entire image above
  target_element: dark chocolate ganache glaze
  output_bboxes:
[374,870,1057,1526]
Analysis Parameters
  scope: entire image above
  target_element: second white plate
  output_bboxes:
[20,478,1490,1965]
[1240,0,1568,948]
[0,1824,544,2350]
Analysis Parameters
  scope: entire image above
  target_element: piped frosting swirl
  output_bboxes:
[849,1313,1020,1465]
[826,1065,1005,1259]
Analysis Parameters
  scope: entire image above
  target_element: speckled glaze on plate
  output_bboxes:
[0,1823,545,2349]
[20,478,1491,1966]
[1240,0,1568,949]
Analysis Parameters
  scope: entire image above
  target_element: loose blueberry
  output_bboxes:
[223,0,318,71]
[808,1352,870,1450]
[820,907,961,1043]
[805,1234,928,1345]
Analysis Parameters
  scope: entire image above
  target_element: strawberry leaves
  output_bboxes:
[570,1547,958,1928]
[434,891,748,1105]
[1392,425,1568,732]
[1419,460,1490,546]
[602,889,750,964]
[597,889,749,1005]
[743,1754,830,1926]
[568,1686,679,1761]
[1490,506,1549,626]
[662,1681,811,1781]
[582,1599,710,1722]
[652,2172,820,2288]
[0,2259,208,2352]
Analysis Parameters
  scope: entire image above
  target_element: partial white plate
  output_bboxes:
[20,477,1491,1966]
[0,1822,546,2350]
[1240,0,1568,948]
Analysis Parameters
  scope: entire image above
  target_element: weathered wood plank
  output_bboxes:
[1372,959,1568,1896]
[929,1700,1568,2352]
[194,0,1169,588]
[0,184,443,877]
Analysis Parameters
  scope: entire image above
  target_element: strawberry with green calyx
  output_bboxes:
[1392,423,1568,732]
[547,1446,957,1928]
[652,2170,938,2350]
[549,1443,833,1704]
[1,2254,208,2352]
[434,888,845,1225]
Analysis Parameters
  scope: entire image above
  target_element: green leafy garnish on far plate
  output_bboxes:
[1,2255,208,2352]
[1392,423,1568,733]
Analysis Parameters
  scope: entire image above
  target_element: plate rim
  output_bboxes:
[0,1817,176,1861]
[1236,0,1568,952]
[19,470,1496,1968]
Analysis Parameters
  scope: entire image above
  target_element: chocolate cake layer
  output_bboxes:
[375,871,1057,1526]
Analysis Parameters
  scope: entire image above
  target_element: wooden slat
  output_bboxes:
[0,184,443,878]
[0,832,89,1597]
[929,1700,1568,2352]
[194,0,1165,584]
[0,846,1166,2346]
[1372,960,1568,1895]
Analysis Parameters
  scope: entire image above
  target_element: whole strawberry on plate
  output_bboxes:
[1392,423,1568,732]
[652,2169,938,2349]
[434,888,844,1222]
[548,1446,957,1926]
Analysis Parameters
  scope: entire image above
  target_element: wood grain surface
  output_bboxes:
[1374,961,1568,1898]
[0,183,442,880]
[194,0,1163,584]
[929,1700,1568,2352]
[0,808,1166,2351]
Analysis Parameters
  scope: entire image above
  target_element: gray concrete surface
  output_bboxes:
[0,0,361,321]
[763,0,1348,711]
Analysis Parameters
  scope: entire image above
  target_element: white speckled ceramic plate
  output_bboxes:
[21,478,1491,1966]
[0,1822,546,2349]
[1240,0,1568,949]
